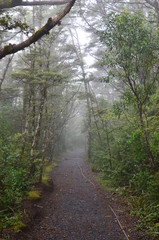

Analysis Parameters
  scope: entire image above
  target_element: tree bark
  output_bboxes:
[0,0,76,59]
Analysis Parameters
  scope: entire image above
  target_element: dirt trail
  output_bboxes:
[12,149,148,240]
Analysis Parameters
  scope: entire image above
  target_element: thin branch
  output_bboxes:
[109,205,130,240]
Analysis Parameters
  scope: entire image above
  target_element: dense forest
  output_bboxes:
[1,0,159,239]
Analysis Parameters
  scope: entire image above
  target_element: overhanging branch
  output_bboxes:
[0,0,76,59]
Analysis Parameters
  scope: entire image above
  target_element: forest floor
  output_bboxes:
[4,149,150,240]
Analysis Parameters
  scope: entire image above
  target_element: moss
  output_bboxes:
[3,45,12,52]
[3,44,15,55]
[42,163,56,185]
[27,190,41,200]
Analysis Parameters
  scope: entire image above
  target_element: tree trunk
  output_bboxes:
[20,84,32,160]
[0,55,14,93]
[30,87,46,176]
[105,122,112,170]
[84,80,92,160]
[138,103,156,169]
[39,98,48,183]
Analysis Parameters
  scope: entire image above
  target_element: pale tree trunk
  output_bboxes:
[39,42,50,183]
[20,84,32,160]
[84,80,92,160]
[39,97,48,183]
[30,87,46,176]
[20,37,36,160]
[0,55,14,93]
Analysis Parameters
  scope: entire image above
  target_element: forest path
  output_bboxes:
[15,149,146,240]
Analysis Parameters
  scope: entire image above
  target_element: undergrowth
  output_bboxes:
[1,162,56,233]
[92,163,159,240]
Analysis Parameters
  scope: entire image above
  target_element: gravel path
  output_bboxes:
[11,149,148,240]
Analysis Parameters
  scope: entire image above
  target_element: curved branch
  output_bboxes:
[0,0,76,59]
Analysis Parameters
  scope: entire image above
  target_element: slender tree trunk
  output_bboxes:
[39,97,48,183]
[88,85,103,144]
[20,85,32,160]
[84,80,92,160]
[30,87,46,176]
[105,122,112,170]
[0,55,14,93]
[138,103,156,169]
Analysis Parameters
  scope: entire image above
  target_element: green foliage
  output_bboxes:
[148,172,159,204]
[88,10,159,238]
[0,13,32,33]
[0,116,31,210]
[2,211,26,233]
[129,171,152,193]
[96,174,114,191]
[0,147,30,209]
[101,10,159,109]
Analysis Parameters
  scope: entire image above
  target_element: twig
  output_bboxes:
[34,204,43,209]
[109,205,130,240]
[78,164,96,188]
[0,209,8,213]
